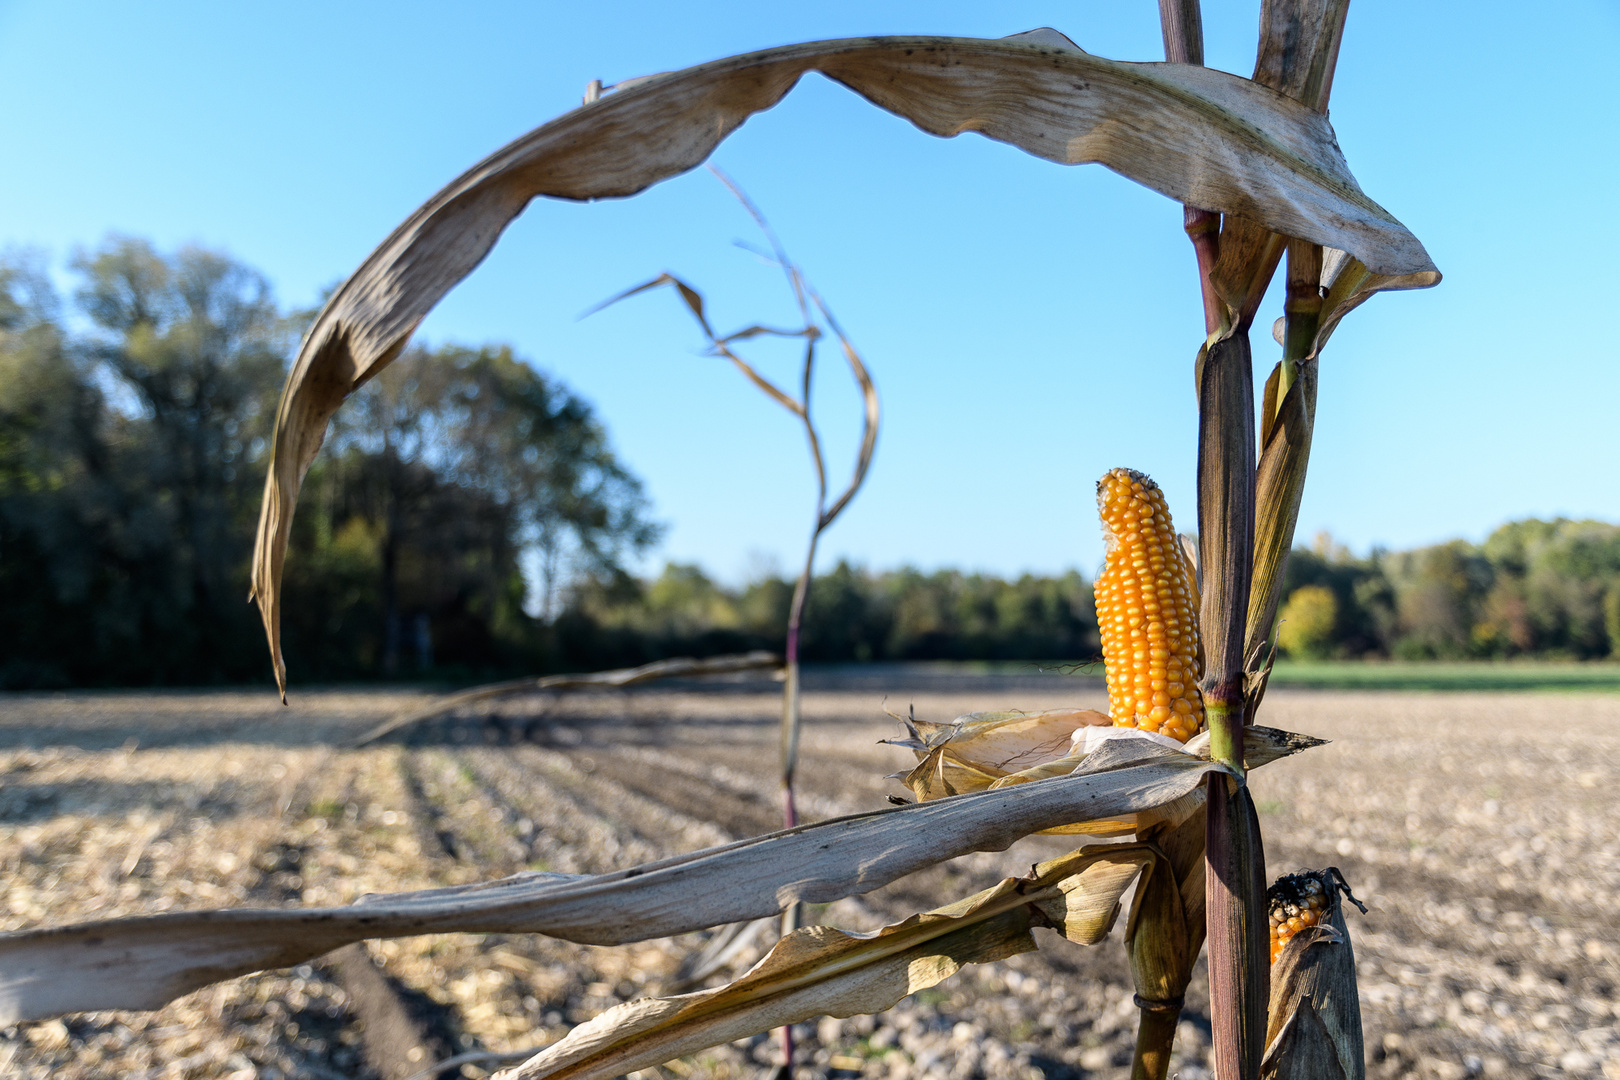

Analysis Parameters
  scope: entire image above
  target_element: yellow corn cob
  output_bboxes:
[1094,468,1205,743]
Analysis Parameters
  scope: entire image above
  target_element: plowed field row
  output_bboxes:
[0,678,1616,1079]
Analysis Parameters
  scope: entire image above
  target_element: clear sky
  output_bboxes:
[3,0,1616,584]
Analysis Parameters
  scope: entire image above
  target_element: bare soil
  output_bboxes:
[0,671,1616,1080]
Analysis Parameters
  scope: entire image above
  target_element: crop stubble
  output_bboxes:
[0,677,1616,1079]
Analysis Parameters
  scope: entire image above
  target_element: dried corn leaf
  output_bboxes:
[1209,0,1438,334]
[0,739,1218,1023]
[917,724,1319,838]
[492,846,1149,1080]
[350,651,780,747]
[251,31,1438,695]
[1310,248,1440,354]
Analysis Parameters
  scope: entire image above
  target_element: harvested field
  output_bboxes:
[1,671,1617,1079]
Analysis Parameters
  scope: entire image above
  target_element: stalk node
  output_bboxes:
[1133,994,1187,1013]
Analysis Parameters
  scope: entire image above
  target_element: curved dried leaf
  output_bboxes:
[492,846,1149,1080]
[1310,248,1441,355]
[0,744,1219,1024]
[251,31,1437,694]
[1208,0,1438,335]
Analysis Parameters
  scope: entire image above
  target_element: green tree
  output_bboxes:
[2,241,659,686]
[1,242,284,685]
[1273,534,1392,657]
[1386,541,1491,659]
[287,342,660,678]
[73,236,290,677]
[1275,584,1337,659]
[1478,518,1620,658]
[1605,581,1620,658]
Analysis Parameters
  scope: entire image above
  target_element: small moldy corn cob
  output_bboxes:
[1267,872,1329,962]
[1094,468,1205,743]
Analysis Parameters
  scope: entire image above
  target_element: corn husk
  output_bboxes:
[1125,804,1210,1079]
[888,711,1322,835]
[491,845,1151,1080]
[1262,868,1367,1080]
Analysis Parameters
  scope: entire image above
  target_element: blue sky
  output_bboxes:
[3,0,1616,584]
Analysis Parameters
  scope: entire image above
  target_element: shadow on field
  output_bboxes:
[0,664,1103,753]
[0,776,232,824]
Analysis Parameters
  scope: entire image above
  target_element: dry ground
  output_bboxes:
[0,671,1616,1080]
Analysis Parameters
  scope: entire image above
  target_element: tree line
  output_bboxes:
[2,239,1615,689]
[561,521,1620,671]
[1275,526,1620,661]
[0,238,657,688]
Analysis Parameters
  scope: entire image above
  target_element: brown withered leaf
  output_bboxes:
[0,745,1219,1024]
[251,30,1438,695]
[1208,0,1439,334]
[490,845,1150,1080]
[1310,247,1441,354]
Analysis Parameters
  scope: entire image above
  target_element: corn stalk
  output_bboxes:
[1140,3,1438,1078]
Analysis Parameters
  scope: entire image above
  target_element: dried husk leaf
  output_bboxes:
[492,846,1150,1080]
[0,742,1220,1024]
[1262,870,1366,1080]
[1246,355,1317,671]
[1126,852,1190,1003]
[250,31,1439,695]
[1196,331,1257,712]
[887,708,1111,774]
[1309,247,1440,355]
[1253,0,1352,112]
[895,723,1322,837]
[1125,795,1209,1080]
[1209,221,1287,330]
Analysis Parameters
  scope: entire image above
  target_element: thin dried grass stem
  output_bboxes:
[1186,208,1225,337]
[1157,0,1205,66]
[699,170,880,1080]
[1159,0,1224,338]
